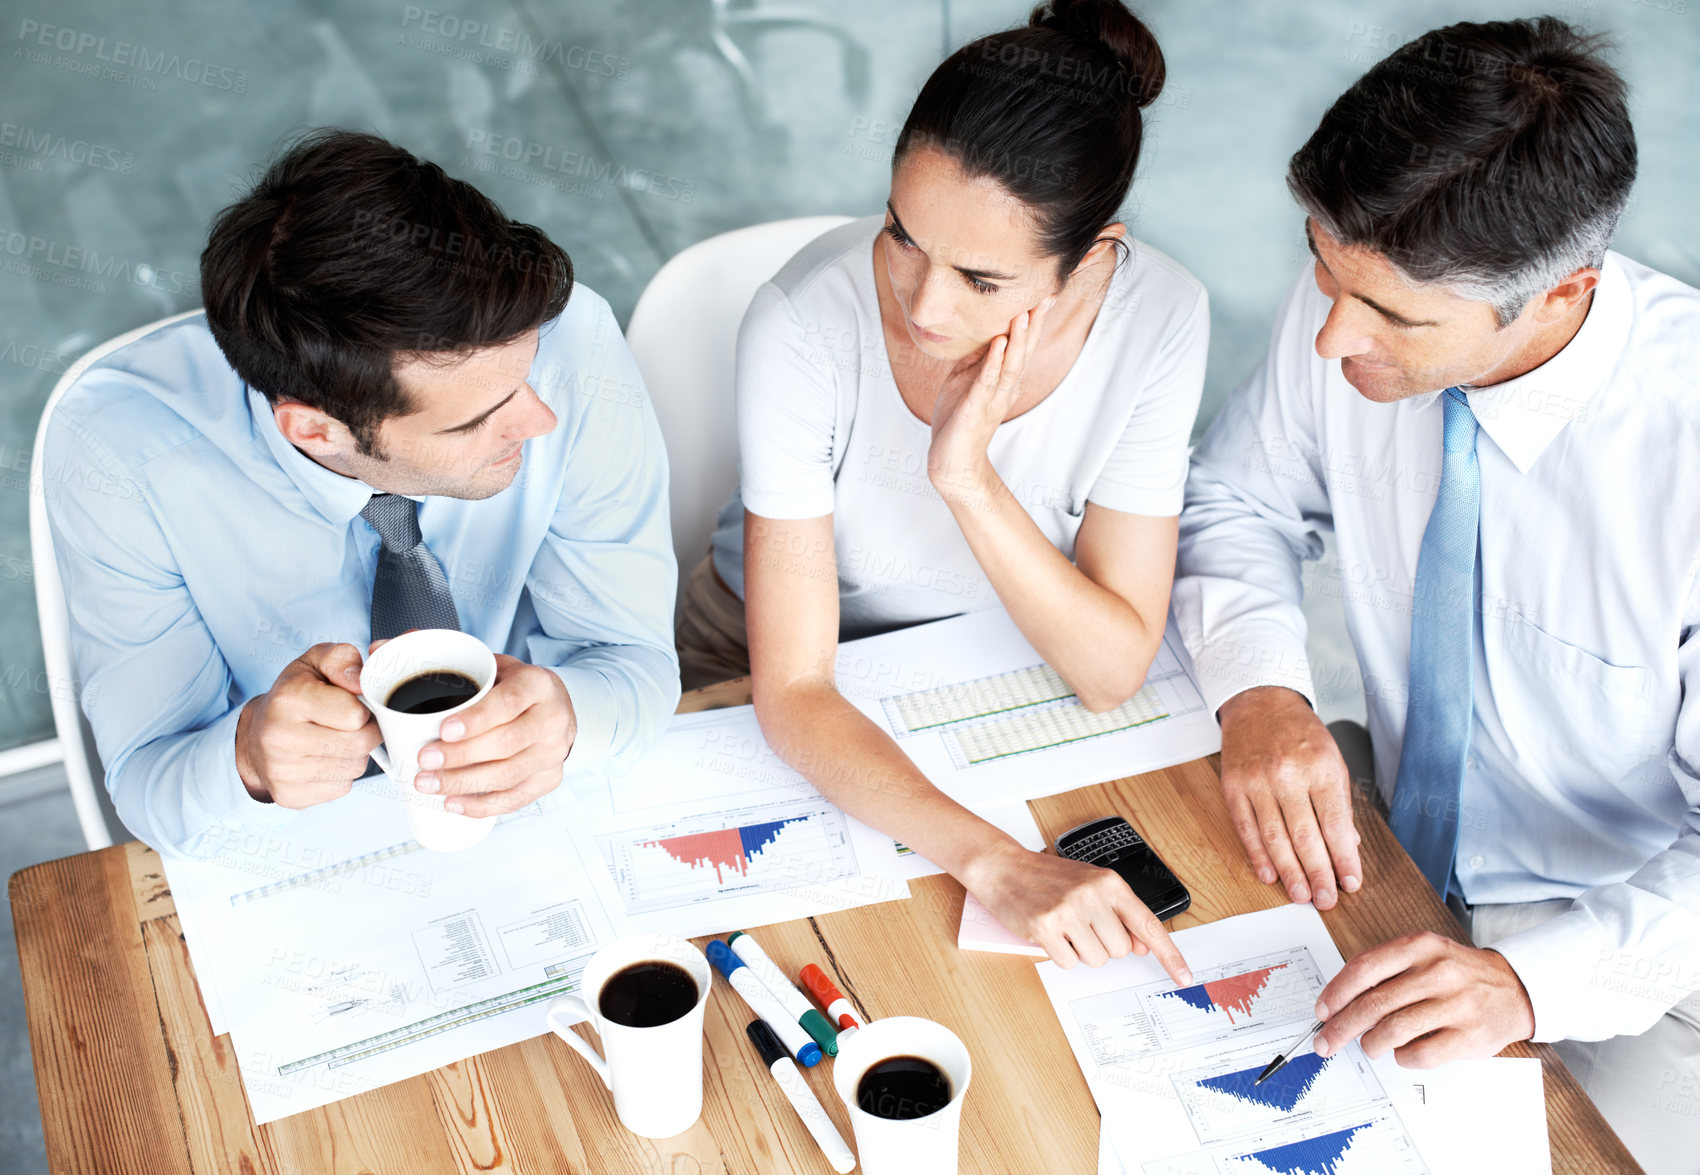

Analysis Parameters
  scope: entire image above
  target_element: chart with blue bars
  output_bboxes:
[1173,1042,1380,1144]
[1068,945,1432,1175]
[1217,1108,1428,1175]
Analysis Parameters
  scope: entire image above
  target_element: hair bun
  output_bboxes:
[1030,0,1166,108]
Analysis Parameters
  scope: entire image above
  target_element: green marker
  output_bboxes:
[727,930,840,1055]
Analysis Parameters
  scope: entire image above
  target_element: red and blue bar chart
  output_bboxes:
[598,800,858,914]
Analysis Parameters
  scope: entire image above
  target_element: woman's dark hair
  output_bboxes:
[201,128,572,455]
[1287,17,1636,326]
[894,0,1165,278]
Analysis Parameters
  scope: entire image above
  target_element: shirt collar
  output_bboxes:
[1454,253,1632,474]
[248,385,388,526]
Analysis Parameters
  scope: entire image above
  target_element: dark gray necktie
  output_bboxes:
[360,493,461,641]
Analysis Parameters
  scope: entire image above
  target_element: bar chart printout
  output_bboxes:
[1210,1108,1429,1175]
[1142,949,1326,1048]
[1172,1046,1382,1145]
[597,800,859,915]
[1037,907,1441,1175]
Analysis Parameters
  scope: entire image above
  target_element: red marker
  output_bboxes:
[800,964,863,1039]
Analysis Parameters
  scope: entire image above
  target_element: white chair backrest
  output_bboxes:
[30,310,201,849]
[625,216,854,614]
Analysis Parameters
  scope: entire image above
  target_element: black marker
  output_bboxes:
[745,1020,856,1172]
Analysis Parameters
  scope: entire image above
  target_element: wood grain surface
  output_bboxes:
[12,678,1639,1173]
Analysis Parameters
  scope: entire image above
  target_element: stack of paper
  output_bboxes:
[165,605,1229,1123]
[1037,904,1552,1175]
[165,707,913,1123]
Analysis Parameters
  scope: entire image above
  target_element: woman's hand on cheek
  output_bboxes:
[927,295,1055,501]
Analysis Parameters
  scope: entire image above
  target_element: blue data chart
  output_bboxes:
[1201,1053,1331,1114]
[1207,1107,1429,1175]
[1173,1046,1380,1145]
[1236,1123,1367,1175]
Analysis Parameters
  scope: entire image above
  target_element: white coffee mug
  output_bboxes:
[833,1016,973,1174]
[545,934,713,1139]
[359,629,498,852]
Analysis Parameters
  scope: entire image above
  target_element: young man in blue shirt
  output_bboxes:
[44,129,679,856]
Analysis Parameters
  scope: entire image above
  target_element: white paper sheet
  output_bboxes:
[166,780,615,1124]
[167,775,562,1039]
[1037,904,1551,1175]
[1385,1059,1550,1175]
[564,706,910,938]
[164,704,914,1121]
[835,609,1221,807]
[1100,1123,1127,1174]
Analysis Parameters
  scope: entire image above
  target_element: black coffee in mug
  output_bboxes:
[598,960,699,1029]
[384,670,481,714]
[857,1055,952,1120]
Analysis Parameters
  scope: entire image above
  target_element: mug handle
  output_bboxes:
[546,995,611,1090]
[356,694,394,780]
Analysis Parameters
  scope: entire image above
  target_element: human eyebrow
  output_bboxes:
[886,201,1018,283]
[1304,219,1439,328]
[438,388,518,434]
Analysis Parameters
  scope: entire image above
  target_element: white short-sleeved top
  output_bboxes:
[711,216,1209,640]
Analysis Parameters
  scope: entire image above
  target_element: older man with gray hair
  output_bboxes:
[1174,17,1700,1172]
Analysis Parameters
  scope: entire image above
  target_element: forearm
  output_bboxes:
[752,676,1020,880]
[110,705,293,858]
[546,643,681,773]
[1492,836,1700,1042]
[1172,468,1321,713]
[938,463,1162,710]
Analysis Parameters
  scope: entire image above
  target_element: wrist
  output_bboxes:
[1487,948,1538,1042]
[954,832,1026,895]
[929,453,999,509]
[1218,684,1310,727]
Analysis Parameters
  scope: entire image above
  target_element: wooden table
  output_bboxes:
[13,679,1638,1174]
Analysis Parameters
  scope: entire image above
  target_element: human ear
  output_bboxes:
[1064,222,1129,284]
[273,401,357,459]
[1529,267,1600,325]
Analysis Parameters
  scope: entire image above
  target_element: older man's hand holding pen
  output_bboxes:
[1310,931,1536,1068]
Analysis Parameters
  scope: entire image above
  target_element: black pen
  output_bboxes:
[1254,1018,1325,1085]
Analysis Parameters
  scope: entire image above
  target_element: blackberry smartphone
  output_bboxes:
[1055,816,1191,922]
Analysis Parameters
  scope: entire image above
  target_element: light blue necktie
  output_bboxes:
[1389,387,1480,896]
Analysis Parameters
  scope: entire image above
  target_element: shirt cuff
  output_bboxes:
[740,486,835,521]
[1086,483,1185,518]
[1490,907,1695,1043]
[553,664,618,775]
[1183,621,1317,719]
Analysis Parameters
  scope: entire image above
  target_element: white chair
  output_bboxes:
[626,215,854,615]
[30,310,201,849]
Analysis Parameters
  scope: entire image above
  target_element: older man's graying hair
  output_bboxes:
[1286,17,1637,327]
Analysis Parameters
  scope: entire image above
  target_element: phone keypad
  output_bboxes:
[1063,821,1145,864]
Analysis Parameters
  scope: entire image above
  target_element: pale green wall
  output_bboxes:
[0,0,1693,748]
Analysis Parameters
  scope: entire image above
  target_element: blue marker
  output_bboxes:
[727,931,839,1055]
[706,939,822,1067]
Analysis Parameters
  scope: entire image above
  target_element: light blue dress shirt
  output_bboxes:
[1173,254,1700,1044]
[43,287,680,858]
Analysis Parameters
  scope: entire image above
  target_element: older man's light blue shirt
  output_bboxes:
[43,286,679,857]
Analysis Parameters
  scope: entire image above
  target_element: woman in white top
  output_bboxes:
[678,0,1206,979]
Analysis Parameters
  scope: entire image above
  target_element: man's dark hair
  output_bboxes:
[1287,17,1636,326]
[895,0,1166,278]
[201,129,572,454]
